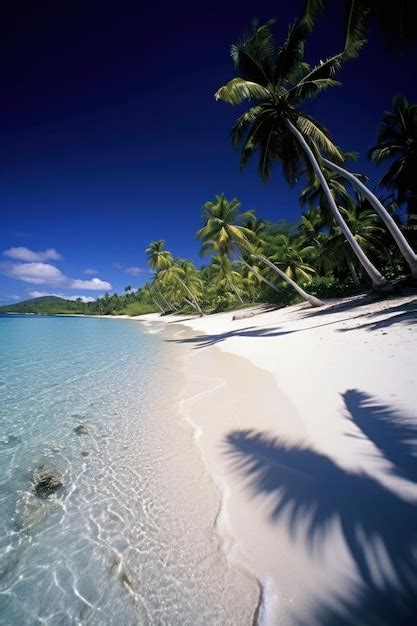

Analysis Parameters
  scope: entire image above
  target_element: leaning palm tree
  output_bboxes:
[319,204,386,289]
[141,284,165,314]
[322,154,417,278]
[146,240,180,311]
[159,259,204,316]
[197,194,323,307]
[215,14,393,291]
[264,232,317,284]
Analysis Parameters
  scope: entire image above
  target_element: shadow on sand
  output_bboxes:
[167,299,417,348]
[166,325,292,348]
[223,390,417,625]
[336,299,417,333]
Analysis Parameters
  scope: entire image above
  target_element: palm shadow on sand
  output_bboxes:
[223,390,417,625]
[167,325,293,348]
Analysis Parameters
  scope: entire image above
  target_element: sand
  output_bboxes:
[134,294,417,624]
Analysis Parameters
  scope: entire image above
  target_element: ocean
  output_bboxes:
[0,315,257,625]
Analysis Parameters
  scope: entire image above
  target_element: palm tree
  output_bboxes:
[146,240,174,271]
[159,259,204,316]
[320,204,385,288]
[207,255,246,304]
[197,194,323,307]
[141,284,165,314]
[215,15,393,291]
[264,232,316,284]
[341,0,417,51]
[370,95,417,219]
[322,158,417,278]
[239,258,282,296]
[146,240,181,312]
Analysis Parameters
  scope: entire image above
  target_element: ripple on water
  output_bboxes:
[0,316,258,624]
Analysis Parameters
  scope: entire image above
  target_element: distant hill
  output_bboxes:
[0,296,86,315]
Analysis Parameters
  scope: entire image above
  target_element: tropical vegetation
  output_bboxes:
[3,2,416,317]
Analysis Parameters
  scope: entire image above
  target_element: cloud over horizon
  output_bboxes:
[1,251,112,292]
[70,277,111,290]
[4,247,62,262]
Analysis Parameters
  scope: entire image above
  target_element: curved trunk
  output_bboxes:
[286,120,392,291]
[178,278,204,316]
[323,158,417,279]
[155,284,179,312]
[227,275,244,303]
[151,294,165,314]
[252,253,324,307]
[345,255,362,292]
[183,297,203,317]
[240,259,281,294]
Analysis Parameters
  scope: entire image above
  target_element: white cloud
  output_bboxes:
[69,295,96,303]
[70,277,111,290]
[3,247,62,262]
[2,262,67,285]
[28,290,96,303]
[83,268,98,275]
[1,261,112,291]
[124,266,145,276]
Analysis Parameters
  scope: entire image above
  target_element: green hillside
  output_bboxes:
[0,296,86,315]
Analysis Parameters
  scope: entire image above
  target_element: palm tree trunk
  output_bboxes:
[286,120,393,291]
[183,297,203,316]
[155,284,178,312]
[151,295,165,314]
[227,276,244,303]
[323,158,417,279]
[252,253,324,307]
[178,278,204,316]
[240,259,282,294]
[345,255,362,291]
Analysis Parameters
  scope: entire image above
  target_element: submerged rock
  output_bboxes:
[34,471,63,498]
[74,424,90,435]
[0,434,22,446]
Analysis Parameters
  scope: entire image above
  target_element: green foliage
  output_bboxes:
[0,296,86,315]
[117,301,158,316]
[369,95,417,219]
[214,13,363,182]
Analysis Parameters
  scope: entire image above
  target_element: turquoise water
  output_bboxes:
[0,315,256,625]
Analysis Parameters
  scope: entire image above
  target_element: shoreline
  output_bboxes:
[137,294,417,624]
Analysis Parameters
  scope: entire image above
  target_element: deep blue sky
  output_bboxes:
[1,0,416,303]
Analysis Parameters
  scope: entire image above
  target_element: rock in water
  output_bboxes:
[74,424,90,435]
[34,471,63,498]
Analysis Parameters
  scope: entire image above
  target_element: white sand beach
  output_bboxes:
[136,294,417,625]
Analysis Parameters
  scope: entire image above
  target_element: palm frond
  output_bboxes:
[344,0,371,51]
[296,114,344,162]
[230,19,277,85]
[215,78,270,105]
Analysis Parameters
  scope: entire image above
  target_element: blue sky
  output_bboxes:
[1,0,416,304]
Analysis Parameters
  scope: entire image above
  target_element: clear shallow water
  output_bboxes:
[0,315,257,625]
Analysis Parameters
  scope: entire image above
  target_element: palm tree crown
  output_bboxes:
[196,194,255,257]
[146,240,173,271]
[215,11,364,182]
